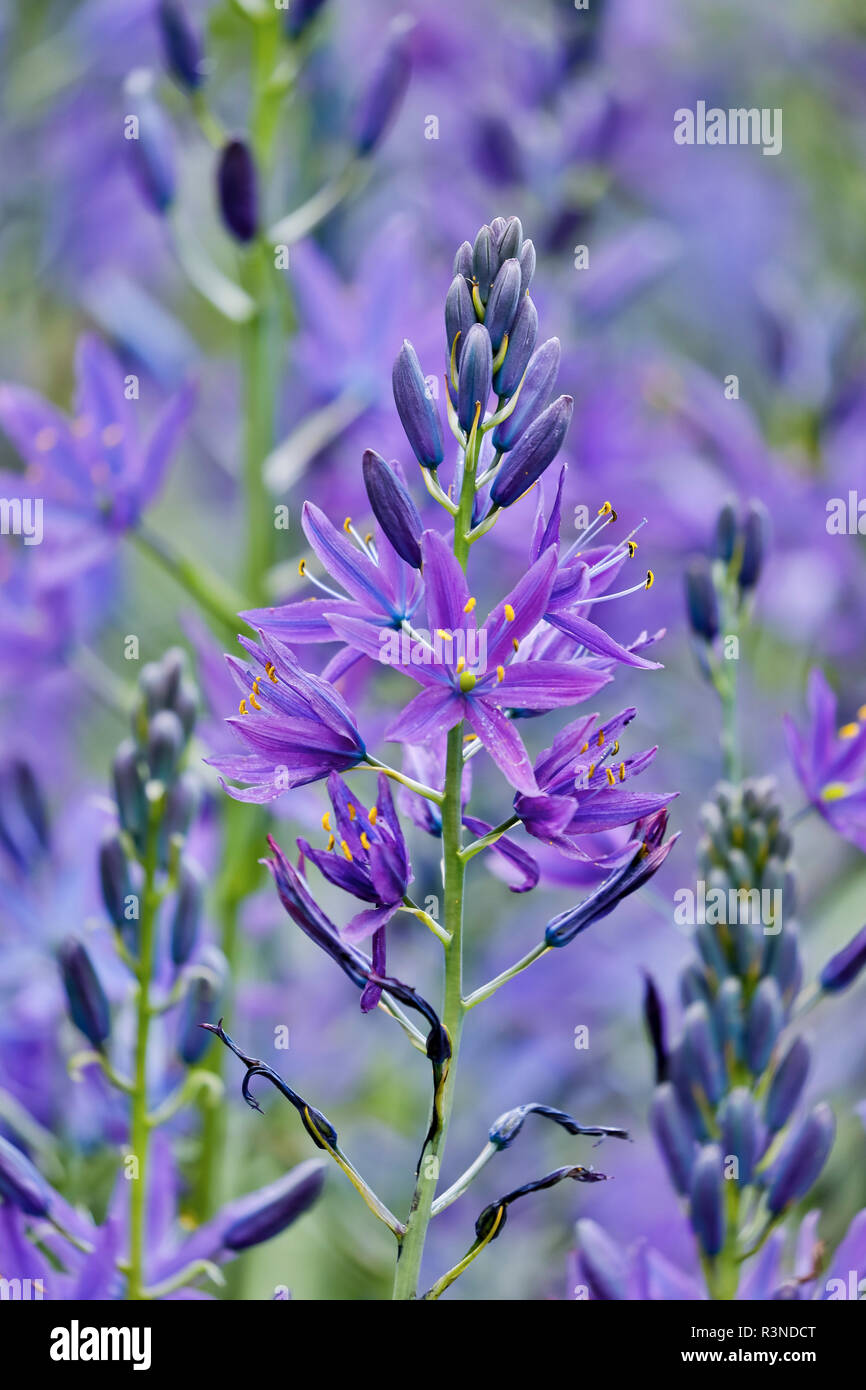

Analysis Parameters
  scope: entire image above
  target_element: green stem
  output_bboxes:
[127,792,162,1301]
[392,723,466,1299]
[240,248,277,608]
[463,942,551,1009]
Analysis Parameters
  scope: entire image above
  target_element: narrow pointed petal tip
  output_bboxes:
[222,1160,327,1252]
[490,394,573,509]
[820,923,866,992]
[362,449,423,568]
[0,1135,53,1218]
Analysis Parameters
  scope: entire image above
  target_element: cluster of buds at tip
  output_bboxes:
[646,776,843,1271]
[685,498,771,663]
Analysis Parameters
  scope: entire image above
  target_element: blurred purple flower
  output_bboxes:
[784,669,866,851]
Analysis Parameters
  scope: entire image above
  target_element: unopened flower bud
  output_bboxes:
[0,1135,52,1218]
[392,340,443,468]
[483,258,522,351]
[719,1088,761,1186]
[492,336,560,451]
[147,708,186,783]
[457,323,492,432]
[98,830,134,934]
[362,450,423,569]
[472,224,496,303]
[445,274,475,367]
[519,239,536,294]
[690,1144,725,1257]
[112,740,146,842]
[738,499,770,593]
[497,215,523,265]
[685,559,719,642]
[765,1035,810,1132]
[222,1159,326,1251]
[650,1083,695,1195]
[493,293,537,398]
[765,1104,835,1214]
[157,1,204,90]
[58,938,111,1050]
[170,857,205,967]
[283,0,329,39]
[746,977,783,1075]
[714,499,738,563]
[682,1001,725,1105]
[124,71,175,214]
[217,139,258,244]
[490,394,573,508]
[820,924,866,993]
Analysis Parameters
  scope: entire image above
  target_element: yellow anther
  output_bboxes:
[598,501,612,516]
[322,812,331,832]
[463,597,476,613]
[238,699,248,715]
[580,742,589,754]
[496,665,505,683]
[265,661,278,683]
[464,733,476,742]
[512,637,519,652]
[298,558,307,576]
[436,629,453,642]
[249,688,261,710]
[340,840,353,861]
[326,834,335,852]
[101,423,123,448]
[588,763,596,779]
[598,729,605,746]
[619,762,626,781]
[456,656,466,673]
[365,533,373,545]
[606,768,616,787]
[347,803,356,820]
[839,723,859,739]
[504,604,515,622]
[612,740,620,754]
[627,541,637,557]
[343,517,352,533]
[859,705,866,721]
[368,806,378,825]
[645,570,655,589]
[360,832,371,850]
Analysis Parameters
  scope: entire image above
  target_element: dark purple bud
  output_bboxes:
[765,1104,835,1214]
[484,258,522,351]
[457,323,493,432]
[493,293,537,398]
[497,215,523,265]
[217,139,258,244]
[642,971,667,1084]
[490,394,573,508]
[763,919,802,999]
[650,1083,695,1195]
[489,216,507,242]
[720,1088,761,1186]
[746,977,783,1075]
[714,976,744,1061]
[362,449,423,569]
[352,18,413,154]
[690,1144,725,1257]
[679,962,712,1009]
[12,760,49,854]
[157,1,204,90]
[0,1135,52,1218]
[147,708,185,783]
[492,336,560,451]
[170,857,205,967]
[112,739,147,842]
[453,240,474,280]
[519,238,536,294]
[765,1035,810,1132]
[575,1218,629,1300]
[820,924,866,993]
[222,1159,326,1251]
[472,225,496,303]
[172,679,198,738]
[283,0,329,39]
[177,951,225,1065]
[715,499,738,563]
[682,1001,725,1106]
[738,499,770,593]
[99,831,134,935]
[162,770,200,845]
[445,274,475,367]
[58,938,111,1050]
[392,340,443,468]
[125,82,175,214]
[685,559,719,642]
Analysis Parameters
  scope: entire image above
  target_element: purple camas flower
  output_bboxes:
[0,335,193,576]
[208,630,367,802]
[784,668,866,851]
